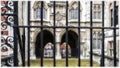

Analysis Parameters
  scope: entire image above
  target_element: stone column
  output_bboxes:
[105,2,110,27]
[55,32,61,59]
[30,32,36,59]
[56,42,61,59]
[30,43,36,59]
[86,30,90,57]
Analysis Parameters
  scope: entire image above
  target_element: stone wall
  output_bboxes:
[93,52,119,66]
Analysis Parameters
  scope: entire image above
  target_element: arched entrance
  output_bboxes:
[61,30,78,58]
[35,30,54,58]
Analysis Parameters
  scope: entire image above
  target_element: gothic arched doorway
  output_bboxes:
[35,30,54,58]
[61,30,78,58]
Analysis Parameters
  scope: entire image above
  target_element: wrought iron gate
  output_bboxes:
[1,1,119,67]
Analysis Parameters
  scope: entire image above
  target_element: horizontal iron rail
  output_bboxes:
[12,26,119,29]
[1,13,17,16]
[29,20,108,23]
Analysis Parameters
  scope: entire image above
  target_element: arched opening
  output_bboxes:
[61,30,78,58]
[35,30,53,58]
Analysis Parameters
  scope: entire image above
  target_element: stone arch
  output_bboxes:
[60,29,78,57]
[35,30,54,58]
[33,1,48,9]
[69,1,83,10]
[59,28,78,41]
[33,28,53,43]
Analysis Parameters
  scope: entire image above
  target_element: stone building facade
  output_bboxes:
[104,1,119,58]
[28,1,120,66]
[28,1,102,58]
[1,0,120,66]
[29,1,105,59]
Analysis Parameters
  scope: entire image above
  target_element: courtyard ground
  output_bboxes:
[27,58,99,67]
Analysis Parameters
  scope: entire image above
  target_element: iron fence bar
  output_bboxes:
[113,1,117,66]
[13,28,18,66]
[22,28,26,66]
[12,26,119,29]
[17,28,25,66]
[40,1,44,67]
[90,1,93,66]
[78,1,81,66]
[13,1,24,66]
[53,1,56,67]
[27,1,30,66]
[1,13,17,16]
[13,1,18,66]
[100,1,105,66]
[21,2,25,66]
[66,1,68,67]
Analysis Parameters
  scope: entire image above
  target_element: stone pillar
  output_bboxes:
[56,42,62,59]
[105,2,110,27]
[30,43,36,59]
[86,30,90,57]
[55,32,61,59]
[30,30,36,59]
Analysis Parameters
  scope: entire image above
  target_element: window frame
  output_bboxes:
[110,6,118,26]
[70,7,79,19]
[36,6,47,19]
[93,32,101,49]
[93,4,102,19]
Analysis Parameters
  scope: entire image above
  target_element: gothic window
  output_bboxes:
[43,7,46,19]
[93,4,102,19]
[70,8,74,19]
[93,32,101,49]
[111,9,113,26]
[97,32,101,49]
[36,6,46,19]
[36,7,41,19]
[116,6,118,26]
[110,6,118,26]
[111,6,118,26]
[74,7,78,19]
[70,7,78,19]
[109,41,113,57]
[93,32,97,49]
